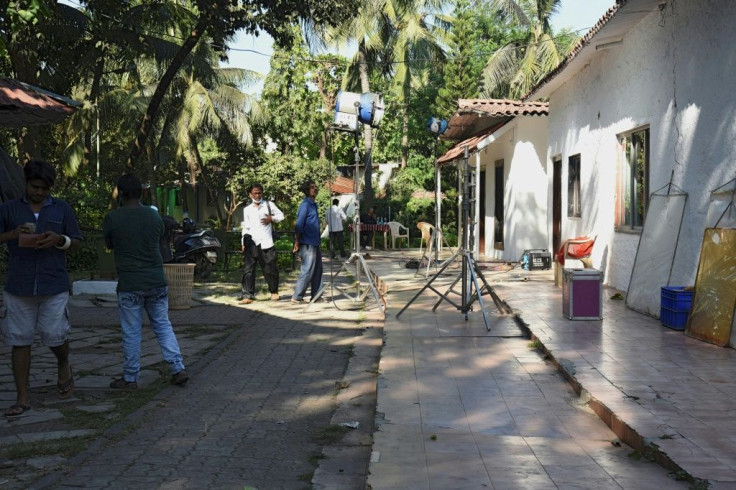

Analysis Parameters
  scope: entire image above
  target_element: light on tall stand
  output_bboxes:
[427,117,448,265]
[308,91,386,313]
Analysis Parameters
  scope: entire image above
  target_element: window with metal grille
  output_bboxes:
[617,128,649,230]
[567,154,581,218]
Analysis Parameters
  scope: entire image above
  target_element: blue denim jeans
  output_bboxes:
[293,244,323,301]
[117,286,185,382]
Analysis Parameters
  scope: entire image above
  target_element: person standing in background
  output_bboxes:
[327,198,348,259]
[0,159,82,416]
[360,207,377,250]
[103,174,188,390]
[292,180,322,303]
[239,183,284,304]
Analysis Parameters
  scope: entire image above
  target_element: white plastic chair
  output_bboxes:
[387,221,409,249]
[416,222,434,257]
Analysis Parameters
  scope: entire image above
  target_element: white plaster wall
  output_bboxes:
[544,0,736,291]
[504,118,549,260]
[480,118,548,261]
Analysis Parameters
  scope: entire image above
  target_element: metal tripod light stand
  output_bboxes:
[397,146,504,329]
[309,112,385,313]
[417,118,457,279]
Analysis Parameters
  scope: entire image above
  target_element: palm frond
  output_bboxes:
[481,43,524,97]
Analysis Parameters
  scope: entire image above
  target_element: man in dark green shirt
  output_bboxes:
[103,174,188,389]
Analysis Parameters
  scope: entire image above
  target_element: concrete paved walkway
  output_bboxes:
[1,249,735,489]
[0,274,379,489]
[364,252,734,489]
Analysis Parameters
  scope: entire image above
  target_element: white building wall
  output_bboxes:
[479,117,548,261]
[545,0,736,291]
[504,118,549,260]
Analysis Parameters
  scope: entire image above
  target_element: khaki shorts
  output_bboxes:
[0,291,70,347]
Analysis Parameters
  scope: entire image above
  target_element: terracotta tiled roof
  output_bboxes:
[442,99,548,141]
[456,99,549,116]
[0,78,79,127]
[328,176,355,194]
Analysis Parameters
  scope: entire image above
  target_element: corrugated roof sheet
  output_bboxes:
[328,176,355,194]
[456,99,549,116]
[438,120,509,166]
[0,78,79,127]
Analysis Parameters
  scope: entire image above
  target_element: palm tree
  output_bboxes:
[481,0,575,99]
[322,0,451,205]
[383,0,451,168]
[319,0,385,208]
[154,38,264,224]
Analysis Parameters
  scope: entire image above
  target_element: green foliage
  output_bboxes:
[234,152,331,230]
[55,166,114,230]
[437,0,512,117]
[481,0,578,99]
[381,153,456,242]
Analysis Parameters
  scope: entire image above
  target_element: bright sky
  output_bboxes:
[553,0,613,34]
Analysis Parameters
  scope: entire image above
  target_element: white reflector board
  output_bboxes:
[626,192,687,316]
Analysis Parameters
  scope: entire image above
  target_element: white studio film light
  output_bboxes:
[333,91,385,132]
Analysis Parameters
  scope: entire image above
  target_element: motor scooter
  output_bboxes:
[162,217,221,280]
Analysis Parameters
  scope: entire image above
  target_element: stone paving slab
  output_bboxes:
[496,276,736,487]
[364,254,702,489]
[0,262,378,489]
[2,250,733,488]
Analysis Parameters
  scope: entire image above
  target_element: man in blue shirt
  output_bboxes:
[291,180,322,303]
[0,159,82,416]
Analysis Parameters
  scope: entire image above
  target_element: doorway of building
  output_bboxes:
[479,170,486,254]
[553,157,562,253]
[494,160,504,250]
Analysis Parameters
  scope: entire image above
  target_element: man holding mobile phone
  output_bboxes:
[0,159,82,417]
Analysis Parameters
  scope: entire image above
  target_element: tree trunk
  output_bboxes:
[401,109,409,168]
[400,75,410,168]
[358,43,374,210]
[126,17,207,171]
[315,69,335,160]
[320,122,329,160]
[86,54,105,170]
[190,135,224,226]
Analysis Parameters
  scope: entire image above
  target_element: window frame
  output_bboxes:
[616,126,650,232]
[567,153,581,218]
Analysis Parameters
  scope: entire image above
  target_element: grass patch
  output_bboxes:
[0,437,90,460]
[313,424,350,445]
[528,339,540,349]
[308,451,325,466]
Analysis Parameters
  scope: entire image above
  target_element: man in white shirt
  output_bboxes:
[239,183,284,304]
[327,198,348,259]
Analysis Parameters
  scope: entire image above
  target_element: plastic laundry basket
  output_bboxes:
[163,263,196,310]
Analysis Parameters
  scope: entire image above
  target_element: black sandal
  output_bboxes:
[4,403,31,417]
[57,365,75,398]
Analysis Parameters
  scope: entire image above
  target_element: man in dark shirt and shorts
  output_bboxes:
[103,174,188,389]
[0,159,82,416]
